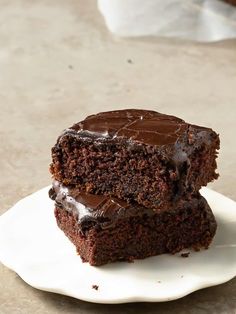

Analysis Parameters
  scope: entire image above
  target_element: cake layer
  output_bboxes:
[50,109,219,209]
[49,181,217,266]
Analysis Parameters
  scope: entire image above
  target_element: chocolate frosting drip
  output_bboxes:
[50,181,155,232]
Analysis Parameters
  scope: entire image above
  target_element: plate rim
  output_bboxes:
[0,186,236,304]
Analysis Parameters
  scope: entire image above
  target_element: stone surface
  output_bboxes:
[0,0,236,313]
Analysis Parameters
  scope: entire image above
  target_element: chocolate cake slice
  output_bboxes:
[49,181,217,266]
[50,109,219,209]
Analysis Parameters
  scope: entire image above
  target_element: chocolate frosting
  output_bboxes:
[59,109,215,161]
[53,109,218,199]
[55,109,218,193]
[69,109,190,146]
[50,180,156,232]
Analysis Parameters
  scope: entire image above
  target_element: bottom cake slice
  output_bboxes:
[49,181,217,266]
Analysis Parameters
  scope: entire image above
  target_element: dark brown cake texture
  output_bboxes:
[49,181,217,266]
[50,109,219,210]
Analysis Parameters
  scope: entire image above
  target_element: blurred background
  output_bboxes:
[1,0,235,208]
[0,1,236,313]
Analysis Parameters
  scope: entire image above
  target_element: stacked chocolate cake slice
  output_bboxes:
[49,109,219,266]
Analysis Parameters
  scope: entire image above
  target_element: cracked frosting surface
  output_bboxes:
[69,109,189,146]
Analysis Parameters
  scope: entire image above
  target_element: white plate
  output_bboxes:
[0,186,236,304]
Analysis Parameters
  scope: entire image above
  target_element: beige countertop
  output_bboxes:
[0,0,236,313]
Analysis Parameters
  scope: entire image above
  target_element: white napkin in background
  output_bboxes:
[98,0,236,41]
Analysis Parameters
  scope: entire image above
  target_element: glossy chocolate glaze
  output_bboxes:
[69,109,188,146]
[63,109,214,148]
[56,110,217,190]
[49,180,156,231]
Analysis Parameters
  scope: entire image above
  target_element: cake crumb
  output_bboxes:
[92,284,99,290]
[181,252,190,258]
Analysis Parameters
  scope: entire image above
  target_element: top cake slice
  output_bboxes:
[50,109,219,209]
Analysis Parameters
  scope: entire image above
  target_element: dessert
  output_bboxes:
[49,109,219,266]
[49,180,217,266]
[50,109,219,209]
